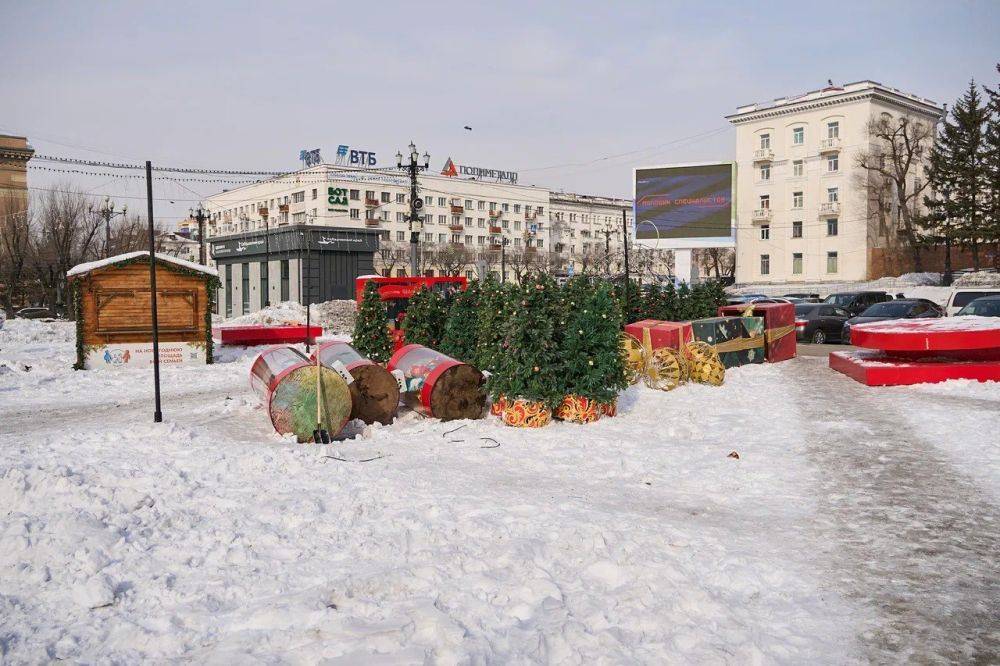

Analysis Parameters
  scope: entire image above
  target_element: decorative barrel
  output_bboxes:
[312,341,400,425]
[249,345,353,442]
[387,344,485,420]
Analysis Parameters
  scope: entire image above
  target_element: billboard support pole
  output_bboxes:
[622,209,630,313]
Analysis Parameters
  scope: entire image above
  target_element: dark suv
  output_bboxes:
[822,291,892,317]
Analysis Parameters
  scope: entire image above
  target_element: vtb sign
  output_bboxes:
[335,144,377,167]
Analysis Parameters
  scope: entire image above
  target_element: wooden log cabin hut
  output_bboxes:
[67,251,220,370]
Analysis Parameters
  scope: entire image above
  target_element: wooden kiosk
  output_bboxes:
[67,251,220,370]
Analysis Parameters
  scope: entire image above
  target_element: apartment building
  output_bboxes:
[727,81,942,283]
[0,132,34,201]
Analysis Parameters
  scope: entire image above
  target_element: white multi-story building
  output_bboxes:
[203,165,650,283]
[727,81,942,284]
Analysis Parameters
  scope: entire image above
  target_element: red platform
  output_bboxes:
[213,324,321,346]
[832,317,1000,386]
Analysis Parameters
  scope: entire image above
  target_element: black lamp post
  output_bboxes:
[397,142,430,277]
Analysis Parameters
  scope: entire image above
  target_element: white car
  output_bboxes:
[945,288,1000,316]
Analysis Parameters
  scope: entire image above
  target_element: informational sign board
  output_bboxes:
[85,342,206,369]
[633,161,736,248]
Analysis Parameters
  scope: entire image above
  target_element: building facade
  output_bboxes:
[203,166,653,290]
[727,81,942,284]
[0,133,34,200]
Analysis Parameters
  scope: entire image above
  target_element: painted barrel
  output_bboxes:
[312,341,400,425]
[249,345,353,442]
[387,344,486,420]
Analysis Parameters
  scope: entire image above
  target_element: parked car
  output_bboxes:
[955,294,1000,317]
[784,292,820,299]
[944,288,1000,316]
[15,307,53,319]
[842,299,943,343]
[794,303,851,344]
[823,291,893,317]
[726,293,769,305]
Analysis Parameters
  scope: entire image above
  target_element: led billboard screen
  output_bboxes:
[635,163,734,240]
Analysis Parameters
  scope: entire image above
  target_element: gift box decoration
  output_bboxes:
[624,320,694,355]
[690,316,765,369]
[717,303,797,363]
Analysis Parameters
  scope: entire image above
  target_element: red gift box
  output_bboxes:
[624,320,694,353]
[717,303,796,362]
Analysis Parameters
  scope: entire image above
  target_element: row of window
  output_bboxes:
[758,187,840,210]
[221,260,291,317]
[385,231,546,248]
[760,252,838,275]
[759,218,839,240]
[760,121,840,149]
[758,154,839,181]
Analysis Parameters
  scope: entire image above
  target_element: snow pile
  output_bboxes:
[953,271,1000,287]
[870,272,941,287]
[0,318,75,345]
[220,300,356,334]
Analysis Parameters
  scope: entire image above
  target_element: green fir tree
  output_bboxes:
[662,281,680,321]
[474,276,512,373]
[402,286,448,348]
[558,277,627,403]
[352,280,393,363]
[981,64,1000,268]
[440,280,481,363]
[675,281,693,320]
[642,282,664,320]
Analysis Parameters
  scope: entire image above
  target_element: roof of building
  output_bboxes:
[727,80,943,123]
[67,251,218,279]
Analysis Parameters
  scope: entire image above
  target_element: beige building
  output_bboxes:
[727,81,942,284]
[203,165,653,282]
[0,132,34,201]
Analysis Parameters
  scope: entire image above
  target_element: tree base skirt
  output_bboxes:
[489,394,507,417]
[554,394,601,424]
[501,398,552,428]
[597,398,617,418]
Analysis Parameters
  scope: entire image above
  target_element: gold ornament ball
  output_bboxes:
[588,360,594,366]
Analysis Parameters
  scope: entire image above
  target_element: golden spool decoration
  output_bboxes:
[620,333,646,385]
[685,341,726,386]
[644,346,687,391]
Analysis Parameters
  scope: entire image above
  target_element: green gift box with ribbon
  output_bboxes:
[691,316,766,368]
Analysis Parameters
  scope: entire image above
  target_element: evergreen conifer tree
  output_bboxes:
[983,64,1000,268]
[558,277,627,403]
[490,274,562,407]
[643,282,663,319]
[474,276,511,373]
[440,280,481,363]
[676,281,693,320]
[402,286,447,348]
[662,281,679,321]
[352,280,393,363]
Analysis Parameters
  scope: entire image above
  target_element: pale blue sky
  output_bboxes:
[2,0,997,222]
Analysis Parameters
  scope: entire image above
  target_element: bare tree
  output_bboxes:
[693,247,735,278]
[433,242,474,276]
[376,241,408,277]
[0,190,33,312]
[855,113,936,272]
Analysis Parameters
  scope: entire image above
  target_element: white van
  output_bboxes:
[945,288,1000,316]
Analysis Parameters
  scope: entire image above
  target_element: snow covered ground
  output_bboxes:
[1,319,998,663]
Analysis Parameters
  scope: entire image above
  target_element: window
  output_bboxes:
[827,155,839,172]
[760,254,770,275]
[759,194,770,209]
[792,253,803,274]
[793,191,803,208]
[350,208,359,219]
[792,127,804,145]
[760,133,771,149]
[514,220,522,231]
[396,193,406,204]
[349,189,359,200]
[477,201,485,210]
[793,160,804,177]
[827,121,839,138]
[381,192,391,203]
[827,218,839,236]
[260,261,269,308]
[760,164,770,181]
[292,191,305,203]
[792,221,803,238]
[381,211,390,221]
[464,234,472,245]
[424,233,432,242]
[241,263,250,314]
[438,233,446,243]
[477,217,485,227]
[292,212,306,223]
[827,251,838,273]
[365,190,375,201]
[465,199,473,209]
[827,187,839,203]
[537,239,544,248]
[438,215,446,225]
[438,197,446,207]
[396,212,405,222]
[513,204,521,213]
[396,231,405,241]
[489,202,497,211]
[311,189,317,200]
[225,264,232,317]
[502,203,509,212]
[760,224,770,240]
[396,268,407,277]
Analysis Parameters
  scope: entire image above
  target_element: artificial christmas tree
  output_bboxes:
[491,274,562,427]
[675,282,693,321]
[555,277,627,422]
[402,286,448,348]
[475,276,512,373]
[440,279,481,364]
[352,280,393,364]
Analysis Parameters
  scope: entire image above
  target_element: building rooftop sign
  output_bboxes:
[440,156,517,184]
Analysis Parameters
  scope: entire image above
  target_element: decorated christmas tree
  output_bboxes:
[614,278,643,324]
[402,286,448,348]
[352,280,392,363]
[474,276,512,373]
[675,281,693,320]
[642,282,664,320]
[661,280,680,321]
[689,283,713,319]
[490,274,562,408]
[558,276,627,407]
[440,280,481,364]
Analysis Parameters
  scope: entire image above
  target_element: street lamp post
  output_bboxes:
[397,142,430,277]
[90,197,127,258]
[189,203,210,266]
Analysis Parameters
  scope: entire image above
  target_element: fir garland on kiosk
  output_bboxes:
[352,280,393,363]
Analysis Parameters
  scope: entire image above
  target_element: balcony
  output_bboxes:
[819,201,841,217]
[525,211,537,220]
[364,219,380,227]
[751,208,772,222]
[449,224,464,232]
[258,207,269,217]
[489,210,501,219]
[365,198,380,208]
[278,204,289,213]
[819,137,841,153]
[489,225,502,234]
[450,205,464,215]
[753,148,774,162]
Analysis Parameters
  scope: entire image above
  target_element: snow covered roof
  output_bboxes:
[67,251,219,279]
